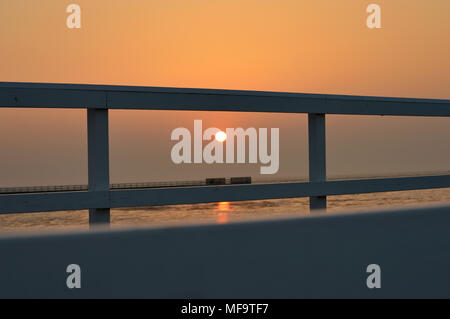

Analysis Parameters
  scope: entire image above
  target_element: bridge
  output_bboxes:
[0,82,449,298]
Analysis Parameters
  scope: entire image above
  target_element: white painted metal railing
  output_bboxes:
[1,82,449,226]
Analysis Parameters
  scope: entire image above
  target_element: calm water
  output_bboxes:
[1,188,450,233]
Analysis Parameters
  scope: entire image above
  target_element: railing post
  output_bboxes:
[87,108,110,226]
[308,113,327,211]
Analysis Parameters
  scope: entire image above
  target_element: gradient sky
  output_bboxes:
[0,0,449,186]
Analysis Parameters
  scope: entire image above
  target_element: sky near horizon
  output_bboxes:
[0,0,449,186]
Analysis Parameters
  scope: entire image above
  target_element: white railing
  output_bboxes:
[1,82,449,225]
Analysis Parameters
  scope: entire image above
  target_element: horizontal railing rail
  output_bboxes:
[0,82,449,225]
[1,82,450,116]
[3,204,450,298]
[1,175,450,215]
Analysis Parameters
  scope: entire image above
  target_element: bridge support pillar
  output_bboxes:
[87,108,110,226]
[308,113,327,211]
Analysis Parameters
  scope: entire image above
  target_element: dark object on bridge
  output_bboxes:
[206,178,226,185]
[230,177,252,184]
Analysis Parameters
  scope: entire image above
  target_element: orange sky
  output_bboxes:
[1,0,449,97]
[0,0,449,186]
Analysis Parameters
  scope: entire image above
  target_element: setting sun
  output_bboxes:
[215,131,227,143]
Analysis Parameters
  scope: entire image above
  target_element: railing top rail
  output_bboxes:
[1,81,449,116]
[1,81,449,103]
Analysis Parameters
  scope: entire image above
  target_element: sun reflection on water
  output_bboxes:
[217,201,231,212]
[216,201,231,224]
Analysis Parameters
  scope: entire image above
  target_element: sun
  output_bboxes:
[215,131,227,142]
